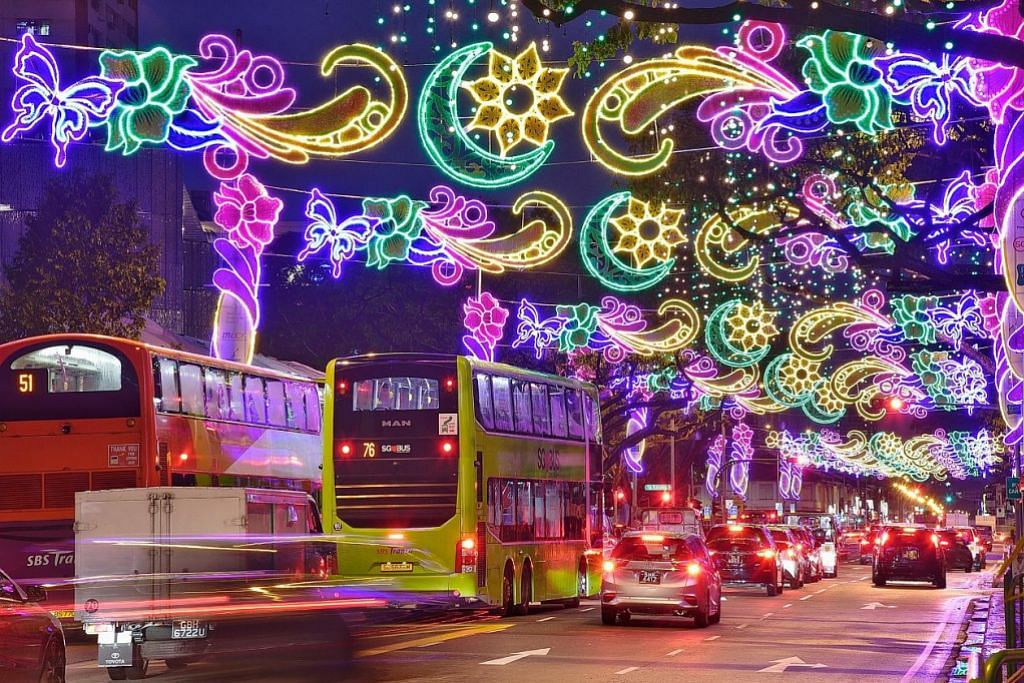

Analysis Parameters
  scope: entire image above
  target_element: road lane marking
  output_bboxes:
[667,649,683,657]
[537,616,556,622]
[799,595,814,601]
[580,607,595,612]
[816,589,827,594]
[783,603,793,608]
[759,657,827,673]
[616,667,639,675]
[901,596,970,682]
[481,648,550,666]
[736,624,748,630]
[761,612,773,619]
[418,641,441,647]
[705,635,721,641]
[358,622,514,658]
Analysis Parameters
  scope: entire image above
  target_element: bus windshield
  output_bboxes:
[352,377,439,411]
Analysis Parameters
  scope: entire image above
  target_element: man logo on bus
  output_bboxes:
[537,447,561,473]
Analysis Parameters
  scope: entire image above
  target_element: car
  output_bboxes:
[819,539,839,578]
[791,526,824,583]
[600,532,722,628]
[860,526,883,564]
[872,526,946,588]
[767,527,808,588]
[975,527,993,557]
[706,524,785,596]
[0,567,66,682]
[936,529,974,572]
[955,527,986,569]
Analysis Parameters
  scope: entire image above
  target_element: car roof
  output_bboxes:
[621,531,695,540]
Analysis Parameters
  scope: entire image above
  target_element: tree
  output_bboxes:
[0,173,164,342]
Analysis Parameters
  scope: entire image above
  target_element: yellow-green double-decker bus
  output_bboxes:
[322,353,603,613]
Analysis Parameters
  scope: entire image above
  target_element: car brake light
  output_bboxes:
[603,560,616,573]
[902,527,918,533]
[686,562,701,576]
[877,532,889,545]
[641,534,664,542]
[757,549,775,559]
[455,537,477,574]
[786,549,795,559]
[860,539,868,545]
[940,540,950,546]
[728,525,744,532]
[931,534,940,547]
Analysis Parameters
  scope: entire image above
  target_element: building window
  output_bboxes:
[16,20,51,37]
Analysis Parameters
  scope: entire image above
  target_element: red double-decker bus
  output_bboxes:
[0,334,323,624]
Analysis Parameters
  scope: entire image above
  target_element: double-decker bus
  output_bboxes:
[323,353,604,613]
[0,334,323,622]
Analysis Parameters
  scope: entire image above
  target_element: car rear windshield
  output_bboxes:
[706,526,765,547]
[612,536,693,561]
[938,531,965,545]
[888,528,930,545]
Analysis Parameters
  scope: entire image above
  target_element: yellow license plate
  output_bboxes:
[380,562,414,573]
[51,610,75,619]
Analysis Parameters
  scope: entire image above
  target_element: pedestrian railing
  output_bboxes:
[998,539,1024,650]
[967,648,1024,683]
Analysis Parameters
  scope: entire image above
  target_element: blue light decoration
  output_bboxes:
[729,422,754,499]
[778,459,803,501]
[878,53,977,146]
[623,407,649,474]
[1,34,123,167]
[705,434,727,499]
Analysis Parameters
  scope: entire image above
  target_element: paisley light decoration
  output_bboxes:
[705,299,776,368]
[462,291,509,362]
[694,202,798,282]
[729,422,754,499]
[790,302,891,362]
[187,35,407,177]
[419,42,558,188]
[623,407,649,474]
[302,185,572,286]
[830,356,915,421]
[580,192,676,292]
[844,289,906,364]
[611,197,686,269]
[706,434,727,499]
[778,459,803,501]
[2,34,123,167]
[581,33,805,177]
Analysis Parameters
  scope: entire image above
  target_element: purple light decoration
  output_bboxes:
[1,33,123,168]
[461,291,509,363]
[957,0,1024,125]
[925,170,989,265]
[706,434,727,499]
[210,174,283,362]
[297,188,376,278]
[729,422,754,499]
[512,299,565,359]
[879,53,976,147]
[778,460,802,501]
[623,407,649,474]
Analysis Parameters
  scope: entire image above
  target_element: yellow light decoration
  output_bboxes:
[904,435,948,480]
[829,357,911,421]
[776,355,822,397]
[437,191,573,274]
[694,203,798,282]
[790,302,891,362]
[611,196,686,269]
[463,42,573,156]
[191,44,407,164]
[725,301,779,352]
[734,393,788,415]
[599,298,701,356]
[688,365,761,397]
[581,46,798,177]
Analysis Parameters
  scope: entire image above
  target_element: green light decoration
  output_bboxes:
[579,192,675,292]
[418,42,556,189]
[705,299,775,369]
[891,295,941,345]
[98,46,197,155]
[762,353,814,409]
[845,184,917,253]
[555,303,600,353]
[798,31,894,135]
[360,195,429,269]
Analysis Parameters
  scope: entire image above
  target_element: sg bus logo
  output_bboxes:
[537,447,561,474]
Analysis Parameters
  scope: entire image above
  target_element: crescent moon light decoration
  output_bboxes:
[705,299,778,368]
[694,202,798,282]
[418,42,570,189]
[580,192,677,292]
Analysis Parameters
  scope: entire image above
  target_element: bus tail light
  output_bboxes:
[444,377,455,392]
[337,380,349,395]
[456,537,477,574]
[440,440,456,455]
[338,442,353,457]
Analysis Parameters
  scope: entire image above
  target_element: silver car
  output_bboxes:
[600,532,722,628]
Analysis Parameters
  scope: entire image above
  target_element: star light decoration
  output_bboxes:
[462,42,573,156]
[724,301,779,352]
[610,197,687,269]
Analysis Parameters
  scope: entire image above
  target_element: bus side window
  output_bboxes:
[487,478,500,527]
[285,382,306,430]
[474,373,494,430]
[548,385,567,438]
[303,385,321,433]
[204,368,227,420]
[512,380,532,435]
[545,482,564,539]
[227,373,245,421]
[516,480,533,542]
[564,389,584,439]
[500,479,516,542]
[490,376,514,432]
[533,481,546,539]
[179,363,205,417]
[584,392,602,443]
[530,383,551,436]
[155,357,180,413]
[266,380,287,427]
[244,376,267,425]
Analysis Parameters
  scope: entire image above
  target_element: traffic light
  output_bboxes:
[944,494,954,504]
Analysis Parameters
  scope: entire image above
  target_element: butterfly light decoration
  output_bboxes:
[297,188,377,279]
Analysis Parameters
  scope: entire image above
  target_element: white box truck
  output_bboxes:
[74,487,348,680]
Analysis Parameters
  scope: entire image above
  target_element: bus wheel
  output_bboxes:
[565,558,586,608]
[501,564,516,617]
[516,564,532,616]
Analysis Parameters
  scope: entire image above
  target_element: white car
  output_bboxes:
[819,541,838,578]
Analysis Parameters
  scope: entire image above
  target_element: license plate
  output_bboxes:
[171,620,207,639]
[903,549,919,560]
[50,609,74,620]
[380,561,414,573]
[638,571,661,585]
[728,554,742,565]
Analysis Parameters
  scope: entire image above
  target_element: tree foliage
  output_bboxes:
[0,173,164,342]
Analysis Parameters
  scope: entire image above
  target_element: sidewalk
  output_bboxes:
[947,574,1004,682]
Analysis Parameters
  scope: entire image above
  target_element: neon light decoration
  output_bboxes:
[2,34,123,167]
[958,0,1024,125]
[694,203,797,282]
[610,197,685,270]
[299,185,571,286]
[706,434,727,499]
[580,192,675,292]
[879,53,975,146]
[187,35,407,178]
[623,407,649,474]
[705,300,776,368]
[789,302,891,362]
[210,174,283,364]
[911,350,989,413]
[419,42,562,188]
[729,422,754,499]
[462,291,509,362]
[778,459,803,501]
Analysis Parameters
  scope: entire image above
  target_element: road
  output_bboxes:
[65,560,990,683]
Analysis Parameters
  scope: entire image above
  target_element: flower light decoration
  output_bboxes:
[706,434,727,499]
[462,291,509,362]
[610,197,686,270]
[729,422,754,499]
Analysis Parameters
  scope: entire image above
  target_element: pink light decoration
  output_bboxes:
[706,434,727,499]
[959,0,1024,125]
[461,291,509,362]
[729,422,754,499]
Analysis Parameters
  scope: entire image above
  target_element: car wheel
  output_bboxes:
[709,596,722,625]
[965,562,973,574]
[39,638,65,683]
[936,572,947,589]
[618,611,631,625]
[124,658,149,681]
[693,600,710,629]
[601,606,617,625]
[873,573,886,587]
[501,564,516,617]
[767,581,779,596]
[165,659,188,671]
[516,565,532,616]
[107,669,128,682]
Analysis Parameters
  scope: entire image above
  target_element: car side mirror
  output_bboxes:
[24,585,46,603]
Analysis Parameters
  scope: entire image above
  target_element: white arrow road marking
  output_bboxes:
[783,603,793,608]
[481,648,551,666]
[736,624,748,630]
[861,602,896,610]
[758,657,828,673]
[580,607,595,612]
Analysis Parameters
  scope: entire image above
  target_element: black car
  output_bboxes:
[706,524,785,596]
[0,567,66,682]
[872,526,946,588]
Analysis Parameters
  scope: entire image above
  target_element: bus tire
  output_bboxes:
[516,563,533,616]
[501,563,516,617]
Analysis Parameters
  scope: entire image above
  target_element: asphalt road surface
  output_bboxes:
[65,560,989,683]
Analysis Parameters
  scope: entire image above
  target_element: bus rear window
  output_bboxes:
[352,377,438,411]
[1,343,139,420]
